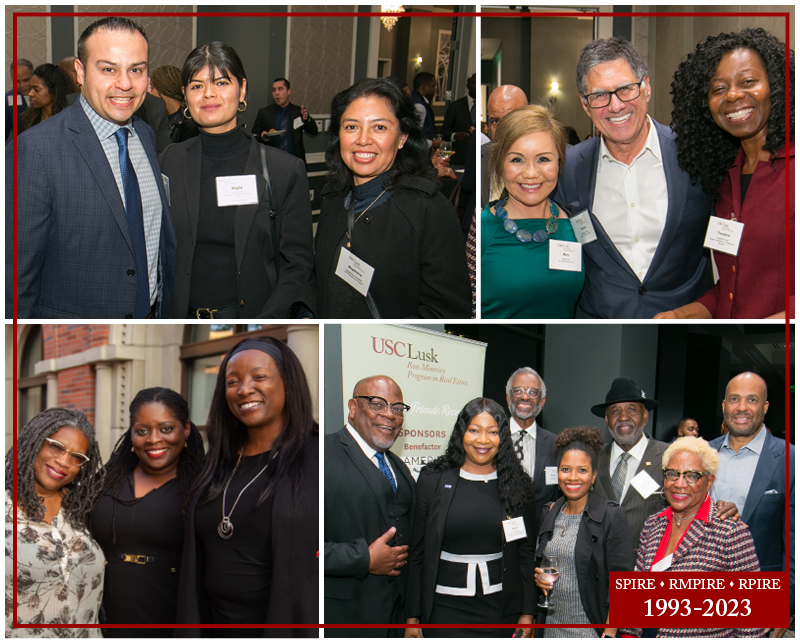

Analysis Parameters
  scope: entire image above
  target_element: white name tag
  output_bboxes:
[335,247,375,296]
[703,216,744,256]
[652,553,672,572]
[548,239,582,271]
[161,173,170,207]
[545,466,558,485]
[293,116,304,130]
[502,516,527,542]
[630,470,660,499]
[216,175,259,207]
[569,209,597,244]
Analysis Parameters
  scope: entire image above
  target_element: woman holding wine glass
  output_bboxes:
[534,427,634,638]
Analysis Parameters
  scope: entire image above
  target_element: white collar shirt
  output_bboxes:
[610,434,649,502]
[346,423,396,486]
[592,116,669,283]
[509,417,537,478]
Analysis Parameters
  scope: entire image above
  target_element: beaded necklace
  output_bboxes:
[492,194,559,243]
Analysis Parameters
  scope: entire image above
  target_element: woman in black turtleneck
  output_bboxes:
[314,78,472,318]
[158,42,314,319]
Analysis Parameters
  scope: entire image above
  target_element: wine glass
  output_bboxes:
[537,554,560,609]
[438,140,454,161]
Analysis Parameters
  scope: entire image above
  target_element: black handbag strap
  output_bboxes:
[346,192,381,319]
[259,145,280,279]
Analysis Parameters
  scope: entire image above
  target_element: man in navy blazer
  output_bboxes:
[5,58,32,141]
[554,37,713,318]
[709,372,794,634]
[6,16,175,319]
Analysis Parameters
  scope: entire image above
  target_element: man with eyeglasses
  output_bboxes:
[324,375,416,636]
[505,366,560,520]
[708,372,794,637]
[554,36,713,319]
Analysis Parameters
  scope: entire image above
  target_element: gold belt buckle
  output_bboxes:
[121,554,147,564]
[195,308,217,319]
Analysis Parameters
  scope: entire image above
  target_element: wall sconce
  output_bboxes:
[550,81,559,92]
[415,56,423,71]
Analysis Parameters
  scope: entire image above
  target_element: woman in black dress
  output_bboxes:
[91,387,205,637]
[177,336,319,637]
[405,398,537,638]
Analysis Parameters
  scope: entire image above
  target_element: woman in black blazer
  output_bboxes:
[159,42,314,319]
[405,398,537,638]
[534,427,634,638]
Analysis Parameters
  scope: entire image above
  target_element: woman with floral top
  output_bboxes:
[5,408,105,638]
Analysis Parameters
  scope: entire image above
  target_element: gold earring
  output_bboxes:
[183,107,192,120]
[131,446,134,452]
[238,100,247,112]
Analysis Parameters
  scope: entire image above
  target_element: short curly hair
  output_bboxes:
[554,426,605,472]
[662,436,719,476]
[671,27,794,199]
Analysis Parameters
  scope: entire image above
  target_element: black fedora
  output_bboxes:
[590,377,658,417]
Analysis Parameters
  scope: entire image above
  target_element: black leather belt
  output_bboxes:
[188,302,239,319]
[117,554,155,564]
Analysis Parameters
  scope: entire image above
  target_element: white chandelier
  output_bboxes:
[380,5,405,31]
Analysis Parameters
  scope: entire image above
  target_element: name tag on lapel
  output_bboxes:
[502,516,527,542]
[569,209,597,244]
[630,470,660,499]
[216,174,259,207]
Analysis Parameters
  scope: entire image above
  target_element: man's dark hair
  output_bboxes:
[273,77,290,90]
[12,58,33,74]
[575,36,648,95]
[413,71,435,90]
[77,17,149,66]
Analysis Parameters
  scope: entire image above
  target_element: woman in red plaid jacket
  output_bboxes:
[620,437,767,638]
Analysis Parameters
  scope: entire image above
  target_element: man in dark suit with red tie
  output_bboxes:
[324,375,415,637]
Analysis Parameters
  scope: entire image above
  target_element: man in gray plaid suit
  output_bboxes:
[6,16,175,319]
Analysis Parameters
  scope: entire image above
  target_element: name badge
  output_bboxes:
[293,116,304,130]
[703,216,744,256]
[216,175,259,207]
[548,239,582,272]
[651,554,673,572]
[8,94,21,106]
[335,247,375,296]
[502,516,527,542]
[161,173,170,207]
[569,209,597,244]
[545,466,558,485]
[630,470,660,499]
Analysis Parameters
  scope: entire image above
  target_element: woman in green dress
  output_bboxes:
[481,105,584,318]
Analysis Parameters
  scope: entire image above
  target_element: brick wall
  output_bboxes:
[57,365,96,424]
[42,324,109,359]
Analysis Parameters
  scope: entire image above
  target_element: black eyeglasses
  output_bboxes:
[663,469,707,484]
[582,79,645,108]
[510,387,543,400]
[44,438,90,467]
[355,396,410,416]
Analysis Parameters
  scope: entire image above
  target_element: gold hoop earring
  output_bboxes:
[238,100,247,112]
[183,107,192,120]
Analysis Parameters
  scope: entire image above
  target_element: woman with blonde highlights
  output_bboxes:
[481,105,584,318]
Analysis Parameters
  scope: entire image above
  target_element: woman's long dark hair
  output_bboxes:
[21,63,70,130]
[6,408,104,529]
[325,77,438,193]
[671,27,794,198]
[193,336,318,507]
[181,41,248,101]
[92,387,205,534]
[424,397,534,516]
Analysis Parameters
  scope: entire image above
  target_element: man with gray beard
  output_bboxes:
[505,367,560,521]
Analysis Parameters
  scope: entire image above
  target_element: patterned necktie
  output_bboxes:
[375,452,396,493]
[113,128,150,318]
[279,107,290,152]
[611,452,632,502]
[469,101,476,127]
[513,429,527,463]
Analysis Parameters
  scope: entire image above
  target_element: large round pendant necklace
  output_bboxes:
[218,447,276,539]
[492,195,559,243]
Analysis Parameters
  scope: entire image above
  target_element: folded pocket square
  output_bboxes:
[764,489,779,495]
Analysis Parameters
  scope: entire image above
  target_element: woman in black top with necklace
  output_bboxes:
[91,388,205,636]
[159,42,314,319]
[177,336,319,637]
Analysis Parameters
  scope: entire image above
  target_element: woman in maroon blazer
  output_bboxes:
[656,28,793,320]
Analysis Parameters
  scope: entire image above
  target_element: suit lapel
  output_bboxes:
[533,426,547,487]
[233,138,263,270]
[181,136,202,248]
[339,429,392,526]
[621,439,661,506]
[741,433,782,523]
[597,442,614,500]
[67,106,133,253]
[433,468,459,545]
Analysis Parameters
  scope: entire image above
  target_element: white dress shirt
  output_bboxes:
[509,417,537,478]
[609,435,649,502]
[347,423,396,487]
[592,116,669,282]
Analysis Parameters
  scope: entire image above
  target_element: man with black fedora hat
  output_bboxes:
[591,377,668,550]
[593,377,740,551]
